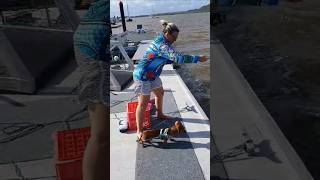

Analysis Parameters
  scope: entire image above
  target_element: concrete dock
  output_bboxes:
[211,37,313,180]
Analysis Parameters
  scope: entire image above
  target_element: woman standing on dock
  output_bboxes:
[134,20,208,139]
[73,0,109,180]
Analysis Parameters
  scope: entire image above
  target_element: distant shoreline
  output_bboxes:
[131,11,209,18]
[120,4,210,18]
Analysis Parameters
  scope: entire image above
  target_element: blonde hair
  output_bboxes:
[160,19,179,34]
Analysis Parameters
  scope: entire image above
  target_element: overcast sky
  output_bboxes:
[110,0,210,17]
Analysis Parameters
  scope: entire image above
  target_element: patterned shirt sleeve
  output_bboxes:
[158,42,200,64]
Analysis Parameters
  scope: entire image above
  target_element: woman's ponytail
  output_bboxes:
[160,19,179,34]
[160,19,168,29]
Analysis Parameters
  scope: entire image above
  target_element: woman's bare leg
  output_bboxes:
[152,87,172,119]
[136,94,150,136]
[83,103,109,180]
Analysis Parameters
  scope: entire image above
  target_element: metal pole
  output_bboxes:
[45,8,52,27]
[119,1,126,32]
[54,0,80,31]
[0,11,6,24]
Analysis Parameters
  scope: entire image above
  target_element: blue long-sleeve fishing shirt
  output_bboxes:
[73,0,109,61]
[133,32,200,81]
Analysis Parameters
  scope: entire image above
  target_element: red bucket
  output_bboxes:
[127,101,152,130]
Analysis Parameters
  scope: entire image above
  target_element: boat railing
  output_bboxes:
[111,31,129,45]
[110,39,135,71]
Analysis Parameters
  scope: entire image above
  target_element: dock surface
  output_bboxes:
[110,65,210,180]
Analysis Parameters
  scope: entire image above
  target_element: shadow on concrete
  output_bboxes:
[139,139,209,150]
[177,117,209,125]
[0,95,25,107]
[186,130,210,139]
[249,139,282,163]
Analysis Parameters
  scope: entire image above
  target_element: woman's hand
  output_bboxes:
[199,56,208,62]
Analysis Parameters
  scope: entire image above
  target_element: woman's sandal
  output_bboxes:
[136,133,143,143]
[136,132,147,148]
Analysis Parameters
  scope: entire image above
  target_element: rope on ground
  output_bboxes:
[213,132,257,162]
[0,105,87,144]
[111,94,138,107]
[213,144,247,162]
[166,103,197,115]
[0,156,53,165]
[113,113,123,122]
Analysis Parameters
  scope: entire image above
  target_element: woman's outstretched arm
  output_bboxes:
[156,42,202,64]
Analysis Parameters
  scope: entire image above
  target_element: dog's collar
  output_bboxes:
[159,128,169,140]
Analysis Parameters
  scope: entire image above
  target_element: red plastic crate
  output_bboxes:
[56,159,82,180]
[127,101,152,130]
[55,127,91,161]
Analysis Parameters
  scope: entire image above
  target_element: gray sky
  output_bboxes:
[110,0,210,17]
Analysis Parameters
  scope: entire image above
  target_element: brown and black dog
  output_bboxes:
[137,121,187,146]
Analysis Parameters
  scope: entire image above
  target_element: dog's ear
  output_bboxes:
[183,127,187,133]
[175,121,181,133]
[180,124,187,134]
[180,122,187,133]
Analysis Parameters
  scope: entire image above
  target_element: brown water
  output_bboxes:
[114,12,210,116]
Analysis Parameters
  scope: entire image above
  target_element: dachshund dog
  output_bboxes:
[137,121,187,146]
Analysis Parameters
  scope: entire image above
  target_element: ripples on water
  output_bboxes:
[114,12,210,116]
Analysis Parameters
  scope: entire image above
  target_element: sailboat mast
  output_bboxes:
[127,3,130,18]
